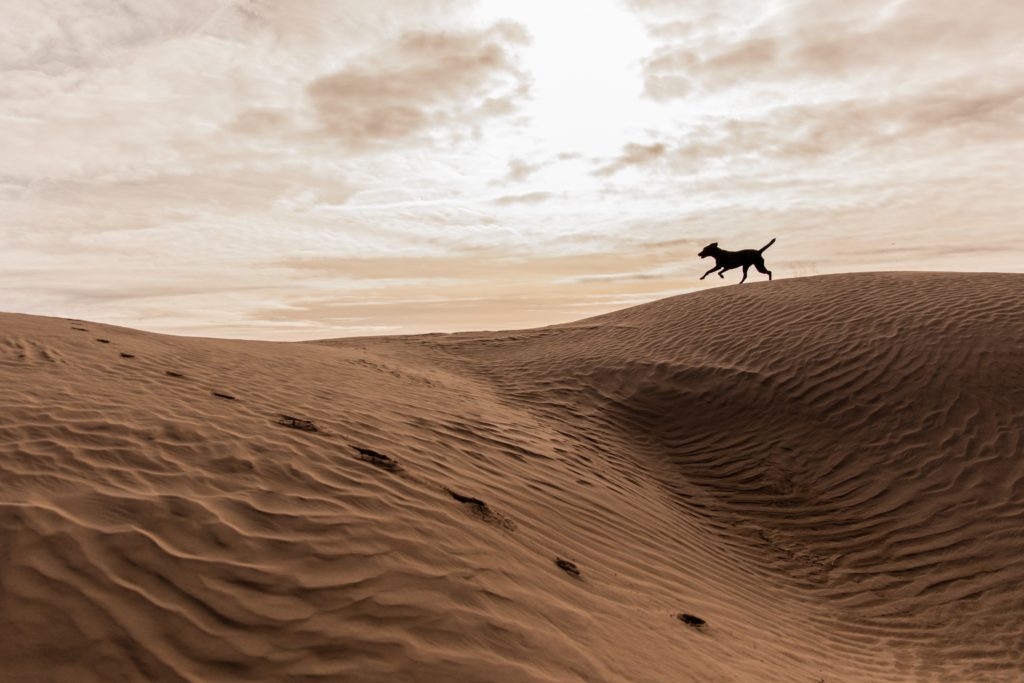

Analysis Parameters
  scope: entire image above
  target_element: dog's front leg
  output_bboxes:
[700,265,720,280]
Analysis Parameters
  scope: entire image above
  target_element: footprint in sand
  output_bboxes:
[278,415,318,432]
[165,371,185,378]
[96,338,110,344]
[120,353,135,359]
[676,613,706,628]
[446,488,516,531]
[212,391,236,400]
[353,446,402,472]
[555,558,581,578]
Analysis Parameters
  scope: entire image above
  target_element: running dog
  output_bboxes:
[698,238,775,283]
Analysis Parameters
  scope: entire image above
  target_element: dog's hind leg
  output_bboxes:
[754,259,772,281]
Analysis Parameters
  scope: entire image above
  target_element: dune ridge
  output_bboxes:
[1,272,1022,682]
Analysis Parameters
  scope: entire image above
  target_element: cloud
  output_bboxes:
[304,21,530,150]
[620,0,1024,173]
[259,243,704,337]
[0,0,215,74]
[503,157,543,183]
[638,0,1024,100]
[275,241,691,283]
[558,265,684,284]
[593,142,667,176]
[491,191,555,205]
[659,83,1024,166]
[229,108,294,136]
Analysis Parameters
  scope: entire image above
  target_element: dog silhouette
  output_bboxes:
[699,238,775,283]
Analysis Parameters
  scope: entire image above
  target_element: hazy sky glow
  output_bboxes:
[2,0,1022,339]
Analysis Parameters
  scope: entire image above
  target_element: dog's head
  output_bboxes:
[698,242,718,259]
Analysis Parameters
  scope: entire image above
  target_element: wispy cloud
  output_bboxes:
[491,191,555,205]
[594,142,667,176]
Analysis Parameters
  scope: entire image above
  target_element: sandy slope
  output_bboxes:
[1,272,1022,683]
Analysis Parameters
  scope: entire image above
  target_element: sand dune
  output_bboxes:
[1,272,1022,682]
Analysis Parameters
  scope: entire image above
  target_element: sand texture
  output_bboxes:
[1,272,1022,682]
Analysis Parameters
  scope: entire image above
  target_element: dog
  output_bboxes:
[698,238,775,283]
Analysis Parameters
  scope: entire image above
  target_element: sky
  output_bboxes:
[2,0,1022,339]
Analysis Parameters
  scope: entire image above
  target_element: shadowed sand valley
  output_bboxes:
[1,272,1022,682]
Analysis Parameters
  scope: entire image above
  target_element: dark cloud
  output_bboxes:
[593,142,667,176]
[305,21,530,150]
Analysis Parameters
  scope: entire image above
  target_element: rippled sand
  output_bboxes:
[1,272,1022,682]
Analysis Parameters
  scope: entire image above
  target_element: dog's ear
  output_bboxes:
[710,242,718,247]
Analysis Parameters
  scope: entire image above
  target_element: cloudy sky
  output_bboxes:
[2,0,1022,339]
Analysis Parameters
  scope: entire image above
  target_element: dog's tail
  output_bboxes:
[759,238,776,253]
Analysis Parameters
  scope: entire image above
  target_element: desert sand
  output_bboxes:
[1,271,1022,682]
